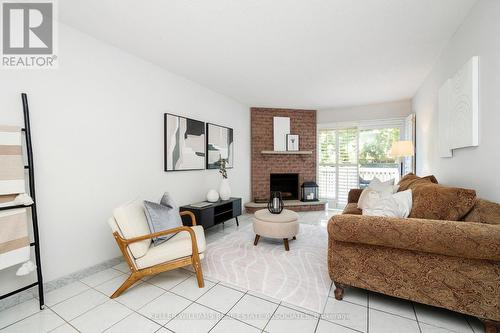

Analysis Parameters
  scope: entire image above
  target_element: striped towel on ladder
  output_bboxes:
[0,125,30,270]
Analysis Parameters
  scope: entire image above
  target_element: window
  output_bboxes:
[358,127,400,188]
[318,118,404,208]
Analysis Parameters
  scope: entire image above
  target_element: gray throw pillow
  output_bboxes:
[143,198,182,246]
[160,192,179,209]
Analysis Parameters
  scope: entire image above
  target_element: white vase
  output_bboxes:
[206,189,219,203]
[219,178,231,200]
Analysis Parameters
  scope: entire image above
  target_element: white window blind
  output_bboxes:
[318,117,405,209]
[318,128,359,208]
[336,128,359,207]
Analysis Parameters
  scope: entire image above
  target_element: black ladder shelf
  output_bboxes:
[0,93,44,310]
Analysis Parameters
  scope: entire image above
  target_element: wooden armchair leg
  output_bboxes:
[192,255,204,288]
[111,272,141,299]
[333,281,346,300]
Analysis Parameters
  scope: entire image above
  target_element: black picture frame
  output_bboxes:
[206,123,234,169]
[164,113,206,171]
[286,134,299,151]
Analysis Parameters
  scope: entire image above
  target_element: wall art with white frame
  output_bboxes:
[273,116,290,151]
[438,56,479,158]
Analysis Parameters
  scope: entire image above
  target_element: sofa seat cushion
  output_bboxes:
[398,173,438,191]
[343,203,362,215]
[409,184,476,221]
[135,225,206,269]
[113,199,152,259]
[464,199,500,225]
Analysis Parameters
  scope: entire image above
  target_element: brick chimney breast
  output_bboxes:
[250,107,317,201]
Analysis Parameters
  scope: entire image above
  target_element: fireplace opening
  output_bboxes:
[270,173,299,200]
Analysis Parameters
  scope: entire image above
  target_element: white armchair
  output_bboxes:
[108,199,206,298]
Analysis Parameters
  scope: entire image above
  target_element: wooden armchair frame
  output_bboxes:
[111,211,204,298]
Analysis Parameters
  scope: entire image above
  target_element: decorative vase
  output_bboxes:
[219,178,231,200]
[206,189,219,203]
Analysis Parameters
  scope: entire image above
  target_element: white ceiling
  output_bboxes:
[59,0,477,109]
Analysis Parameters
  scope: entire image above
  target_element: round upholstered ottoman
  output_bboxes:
[252,209,299,251]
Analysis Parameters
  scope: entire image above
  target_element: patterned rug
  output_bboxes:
[200,223,331,313]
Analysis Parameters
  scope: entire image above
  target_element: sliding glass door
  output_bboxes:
[318,128,358,208]
[318,121,403,209]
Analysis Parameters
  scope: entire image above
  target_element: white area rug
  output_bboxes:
[201,224,331,313]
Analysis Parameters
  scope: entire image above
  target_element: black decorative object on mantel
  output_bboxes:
[301,182,319,202]
[268,191,284,214]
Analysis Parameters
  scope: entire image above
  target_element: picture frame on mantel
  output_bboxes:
[164,113,206,171]
[286,134,299,151]
[206,123,234,169]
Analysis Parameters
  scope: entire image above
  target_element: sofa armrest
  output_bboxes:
[348,189,363,204]
[328,214,500,261]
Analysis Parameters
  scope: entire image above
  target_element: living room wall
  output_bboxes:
[317,99,411,123]
[0,23,250,293]
[412,0,500,203]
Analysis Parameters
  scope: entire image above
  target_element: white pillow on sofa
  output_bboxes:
[362,189,412,218]
[358,177,399,209]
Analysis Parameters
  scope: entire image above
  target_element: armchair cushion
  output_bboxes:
[329,214,500,261]
[135,225,206,269]
[113,199,151,259]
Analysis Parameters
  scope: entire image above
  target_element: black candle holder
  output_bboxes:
[267,191,284,214]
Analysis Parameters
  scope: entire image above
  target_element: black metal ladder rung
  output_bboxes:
[0,203,34,211]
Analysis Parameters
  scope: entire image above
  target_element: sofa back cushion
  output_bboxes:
[113,199,151,259]
[398,173,438,191]
[409,184,476,221]
[463,198,500,225]
[343,203,362,215]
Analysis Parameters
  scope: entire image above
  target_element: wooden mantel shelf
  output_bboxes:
[261,150,313,155]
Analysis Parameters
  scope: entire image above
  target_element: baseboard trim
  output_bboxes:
[0,256,124,311]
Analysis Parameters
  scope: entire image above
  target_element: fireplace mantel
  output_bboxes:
[261,150,312,155]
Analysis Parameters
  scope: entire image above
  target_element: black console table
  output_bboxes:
[180,197,242,229]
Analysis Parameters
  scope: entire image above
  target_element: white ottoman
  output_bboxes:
[252,209,299,251]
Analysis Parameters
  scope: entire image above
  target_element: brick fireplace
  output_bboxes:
[246,107,325,213]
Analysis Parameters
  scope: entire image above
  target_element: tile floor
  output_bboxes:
[0,212,485,333]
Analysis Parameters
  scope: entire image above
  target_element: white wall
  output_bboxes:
[412,0,500,202]
[317,100,411,124]
[0,24,250,292]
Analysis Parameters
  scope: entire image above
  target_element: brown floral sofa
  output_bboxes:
[327,174,500,332]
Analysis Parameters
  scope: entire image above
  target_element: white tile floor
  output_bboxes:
[0,212,485,333]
